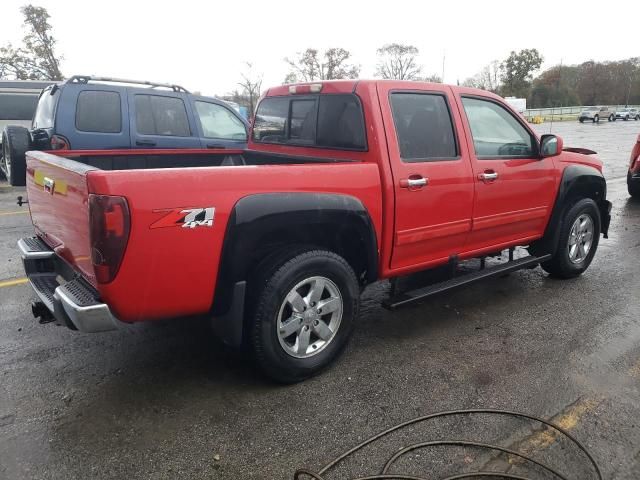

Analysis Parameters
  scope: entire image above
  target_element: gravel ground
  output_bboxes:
[1,119,640,479]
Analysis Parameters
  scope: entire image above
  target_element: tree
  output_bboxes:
[238,62,263,115]
[376,43,422,80]
[462,60,501,92]
[0,5,63,80]
[500,48,543,97]
[284,48,359,83]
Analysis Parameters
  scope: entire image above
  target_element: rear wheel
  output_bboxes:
[579,118,584,123]
[608,114,614,121]
[541,198,601,279]
[2,126,31,186]
[250,250,359,383]
[593,115,599,123]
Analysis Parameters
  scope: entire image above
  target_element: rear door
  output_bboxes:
[455,94,557,252]
[128,90,201,148]
[189,97,248,149]
[378,83,475,271]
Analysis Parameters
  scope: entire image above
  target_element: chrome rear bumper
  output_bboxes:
[18,237,124,333]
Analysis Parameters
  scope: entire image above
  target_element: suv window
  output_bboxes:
[135,95,190,137]
[389,93,458,161]
[461,97,535,158]
[253,94,366,150]
[32,88,58,128]
[0,93,39,121]
[76,90,121,133]
[194,101,246,140]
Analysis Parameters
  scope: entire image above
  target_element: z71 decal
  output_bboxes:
[150,207,215,229]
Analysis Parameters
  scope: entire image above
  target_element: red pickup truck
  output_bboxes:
[19,80,611,382]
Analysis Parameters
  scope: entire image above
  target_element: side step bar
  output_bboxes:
[383,254,552,310]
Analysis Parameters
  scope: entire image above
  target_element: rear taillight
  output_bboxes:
[50,134,70,150]
[89,194,130,284]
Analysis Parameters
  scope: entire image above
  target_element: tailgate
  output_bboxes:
[26,151,97,285]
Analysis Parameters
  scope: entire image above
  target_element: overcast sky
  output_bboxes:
[2,0,639,97]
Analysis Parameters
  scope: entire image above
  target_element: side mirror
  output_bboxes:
[540,134,563,158]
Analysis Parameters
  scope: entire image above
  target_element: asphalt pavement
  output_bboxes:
[1,119,640,479]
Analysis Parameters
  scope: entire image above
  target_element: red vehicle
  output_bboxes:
[628,133,640,197]
[19,80,611,382]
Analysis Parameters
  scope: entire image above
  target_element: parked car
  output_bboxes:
[628,133,640,197]
[18,80,611,382]
[0,80,54,181]
[579,106,616,123]
[2,75,249,186]
[616,107,640,121]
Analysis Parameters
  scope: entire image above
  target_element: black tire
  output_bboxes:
[579,118,584,123]
[624,116,628,121]
[250,250,359,383]
[628,172,640,197]
[593,115,599,123]
[2,126,31,186]
[608,114,614,121]
[540,198,601,279]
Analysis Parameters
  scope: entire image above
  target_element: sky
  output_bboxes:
[1,0,639,97]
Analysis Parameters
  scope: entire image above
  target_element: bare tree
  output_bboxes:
[376,43,422,80]
[422,74,442,83]
[0,5,63,80]
[284,48,359,83]
[462,61,500,92]
[238,62,263,115]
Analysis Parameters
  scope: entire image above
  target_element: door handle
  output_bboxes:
[400,176,428,189]
[478,171,499,182]
[136,140,157,147]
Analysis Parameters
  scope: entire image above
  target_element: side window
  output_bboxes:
[134,95,190,137]
[76,90,121,133]
[253,94,366,150]
[194,101,247,140]
[461,97,535,158]
[389,92,458,161]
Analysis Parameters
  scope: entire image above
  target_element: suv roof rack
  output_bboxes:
[66,75,189,93]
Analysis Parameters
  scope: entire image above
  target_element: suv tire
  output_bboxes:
[250,250,359,383]
[541,198,601,279]
[593,115,599,123]
[2,126,31,186]
[608,114,614,122]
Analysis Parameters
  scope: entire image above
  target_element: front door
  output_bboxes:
[378,84,475,272]
[455,94,557,253]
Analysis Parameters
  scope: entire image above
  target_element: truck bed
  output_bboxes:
[25,149,383,323]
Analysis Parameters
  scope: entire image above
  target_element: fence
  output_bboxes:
[523,105,640,122]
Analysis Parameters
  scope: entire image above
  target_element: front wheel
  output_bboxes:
[608,114,614,121]
[541,198,601,279]
[250,250,359,383]
[593,115,599,123]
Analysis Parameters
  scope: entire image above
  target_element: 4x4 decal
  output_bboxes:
[150,207,215,229]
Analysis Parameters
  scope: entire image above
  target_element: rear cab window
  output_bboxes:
[253,94,366,150]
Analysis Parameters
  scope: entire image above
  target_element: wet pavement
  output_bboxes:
[1,120,640,479]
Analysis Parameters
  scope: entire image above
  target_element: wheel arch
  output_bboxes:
[532,164,610,256]
[211,192,378,323]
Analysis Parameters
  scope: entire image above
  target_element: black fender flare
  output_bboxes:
[211,192,378,345]
[532,164,611,256]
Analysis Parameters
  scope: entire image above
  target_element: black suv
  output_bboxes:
[2,76,249,186]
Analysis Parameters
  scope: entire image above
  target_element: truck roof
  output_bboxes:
[264,79,500,100]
